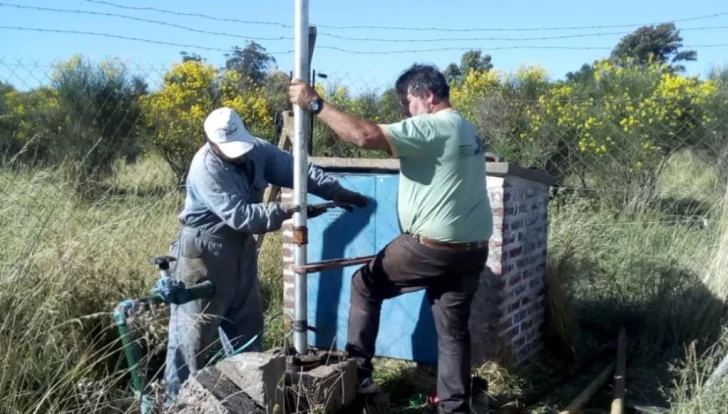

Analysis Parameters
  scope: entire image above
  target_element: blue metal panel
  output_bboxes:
[306,173,376,353]
[305,171,438,363]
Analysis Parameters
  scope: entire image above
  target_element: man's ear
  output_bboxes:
[425,90,437,105]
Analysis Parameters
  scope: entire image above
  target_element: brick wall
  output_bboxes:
[280,169,551,367]
[281,188,295,320]
[469,175,550,366]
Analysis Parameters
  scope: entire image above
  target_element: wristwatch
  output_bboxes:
[309,98,324,115]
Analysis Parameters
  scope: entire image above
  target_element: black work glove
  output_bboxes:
[333,189,370,212]
[306,204,328,219]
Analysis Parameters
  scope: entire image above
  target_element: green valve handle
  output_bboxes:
[114,279,216,401]
[179,280,215,302]
[149,279,216,305]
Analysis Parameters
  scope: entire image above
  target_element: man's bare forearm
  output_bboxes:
[316,102,392,153]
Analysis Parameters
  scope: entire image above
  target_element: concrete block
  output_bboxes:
[286,359,357,414]
[174,366,264,414]
[216,352,286,413]
[174,376,228,414]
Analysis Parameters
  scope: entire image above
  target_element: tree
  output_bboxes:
[461,50,493,74]
[443,50,493,85]
[180,51,204,62]
[141,61,275,183]
[708,64,728,85]
[611,23,697,72]
[443,63,462,85]
[224,41,276,87]
[565,63,595,84]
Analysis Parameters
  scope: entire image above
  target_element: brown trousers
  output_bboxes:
[345,233,488,414]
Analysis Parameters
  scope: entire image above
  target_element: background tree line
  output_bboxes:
[0,23,726,205]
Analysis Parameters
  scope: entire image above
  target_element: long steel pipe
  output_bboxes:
[291,255,376,274]
[292,0,310,356]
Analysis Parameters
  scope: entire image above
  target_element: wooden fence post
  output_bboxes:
[255,110,294,251]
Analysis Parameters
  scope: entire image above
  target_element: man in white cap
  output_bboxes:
[163,107,368,400]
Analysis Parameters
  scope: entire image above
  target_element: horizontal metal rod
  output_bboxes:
[289,201,338,213]
[291,255,376,273]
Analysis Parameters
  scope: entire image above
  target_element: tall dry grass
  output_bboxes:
[0,155,286,413]
[535,151,728,409]
[0,150,726,412]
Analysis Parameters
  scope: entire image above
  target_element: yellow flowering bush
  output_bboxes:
[221,70,274,133]
[141,61,274,182]
[140,61,219,181]
[519,59,721,189]
[450,69,502,119]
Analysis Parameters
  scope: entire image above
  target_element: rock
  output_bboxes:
[216,352,287,414]
[286,359,357,414]
[174,367,263,414]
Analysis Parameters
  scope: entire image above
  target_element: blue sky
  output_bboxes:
[1,0,726,93]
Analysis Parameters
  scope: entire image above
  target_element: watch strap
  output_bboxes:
[311,98,324,115]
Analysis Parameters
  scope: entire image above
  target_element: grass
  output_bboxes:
[0,150,726,413]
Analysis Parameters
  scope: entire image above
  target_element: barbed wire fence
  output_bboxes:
[0,7,728,411]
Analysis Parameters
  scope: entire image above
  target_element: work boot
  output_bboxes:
[358,377,380,395]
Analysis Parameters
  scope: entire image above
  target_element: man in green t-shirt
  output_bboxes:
[290,64,491,414]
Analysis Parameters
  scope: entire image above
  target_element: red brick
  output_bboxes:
[522,267,534,280]
[501,326,520,341]
[513,335,526,348]
[520,318,534,331]
[510,219,523,230]
[489,240,503,248]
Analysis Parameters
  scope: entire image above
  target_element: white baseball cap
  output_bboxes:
[203,107,255,158]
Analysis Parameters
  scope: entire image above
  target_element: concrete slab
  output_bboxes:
[215,352,287,414]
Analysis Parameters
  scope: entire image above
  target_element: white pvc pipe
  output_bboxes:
[292,0,310,356]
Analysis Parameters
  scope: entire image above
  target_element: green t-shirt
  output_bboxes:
[381,108,493,243]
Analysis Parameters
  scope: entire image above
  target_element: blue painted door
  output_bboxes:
[305,172,438,363]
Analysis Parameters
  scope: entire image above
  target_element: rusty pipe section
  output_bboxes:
[291,255,376,274]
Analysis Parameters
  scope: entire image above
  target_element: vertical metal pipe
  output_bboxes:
[309,69,315,155]
[292,0,310,356]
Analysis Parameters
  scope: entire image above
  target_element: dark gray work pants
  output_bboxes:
[163,226,264,399]
[345,234,488,414]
